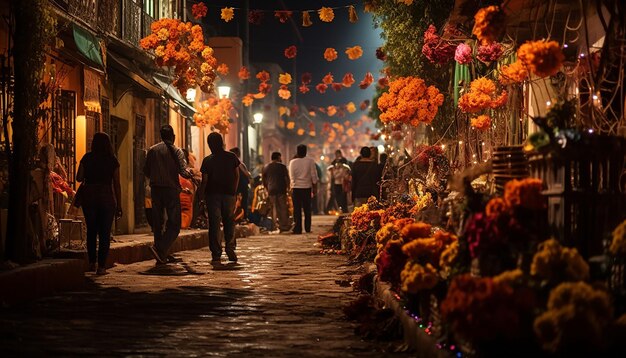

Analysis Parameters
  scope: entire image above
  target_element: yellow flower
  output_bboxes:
[221,7,235,22]
[154,45,165,57]
[278,73,292,85]
[345,46,363,60]
[157,28,169,41]
[318,7,334,22]
[400,262,438,294]
[297,128,305,136]
[346,102,356,113]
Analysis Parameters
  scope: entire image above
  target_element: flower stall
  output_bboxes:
[327,0,626,356]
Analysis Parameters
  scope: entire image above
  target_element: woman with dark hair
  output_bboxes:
[76,132,122,275]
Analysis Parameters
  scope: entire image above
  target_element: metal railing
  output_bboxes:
[122,0,154,47]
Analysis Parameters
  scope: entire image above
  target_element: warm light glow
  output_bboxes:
[253,112,263,124]
[546,100,552,107]
[320,155,325,160]
[458,141,463,145]
[440,144,445,150]
[218,85,231,99]
[377,144,385,153]
[186,88,197,102]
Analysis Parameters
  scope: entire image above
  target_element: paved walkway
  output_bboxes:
[0,216,405,357]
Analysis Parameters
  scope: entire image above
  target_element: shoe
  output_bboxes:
[227,252,237,263]
[96,267,108,275]
[166,255,183,263]
[148,245,166,264]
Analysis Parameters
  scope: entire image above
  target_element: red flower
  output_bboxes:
[258,82,271,94]
[316,83,328,94]
[191,2,208,19]
[422,25,456,65]
[342,73,355,87]
[332,83,342,91]
[284,45,297,59]
[299,83,310,94]
[377,77,389,88]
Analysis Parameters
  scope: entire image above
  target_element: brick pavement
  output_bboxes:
[0,216,407,357]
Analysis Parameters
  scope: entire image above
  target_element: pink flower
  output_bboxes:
[476,42,504,63]
[455,43,473,65]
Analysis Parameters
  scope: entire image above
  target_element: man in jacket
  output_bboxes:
[263,152,291,233]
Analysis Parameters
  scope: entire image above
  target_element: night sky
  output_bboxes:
[196,0,384,123]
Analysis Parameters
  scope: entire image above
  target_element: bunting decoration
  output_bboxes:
[220,7,235,22]
[318,7,335,22]
[302,11,313,27]
[348,5,358,23]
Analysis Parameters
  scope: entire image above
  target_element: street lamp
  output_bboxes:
[253,112,263,124]
[185,88,196,103]
[217,85,231,99]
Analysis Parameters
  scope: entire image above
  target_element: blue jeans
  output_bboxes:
[83,204,115,266]
[151,186,181,258]
[206,194,236,260]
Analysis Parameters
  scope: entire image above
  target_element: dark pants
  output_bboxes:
[292,188,312,233]
[151,186,181,258]
[83,204,115,267]
[207,193,237,260]
[333,184,348,213]
[270,193,291,231]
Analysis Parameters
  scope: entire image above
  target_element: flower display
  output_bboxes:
[401,262,438,293]
[140,19,217,95]
[345,46,363,60]
[216,63,229,76]
[377,76,444,126]
[400,222,432,241]
[534,282,613,352]
[302,11,313,27]
[193,97,233,134]
[471,115,492,131]
[316,83,328,94]
[503,178,545,210]
[248,10,264,25]
[284,45,297,59]
[458,77,508,113]
[359,72,374,89]
[465,212,505,259]
[472,6,505,44]
[256,70,270,83]
[610,220,626,256]
[350,203,384,232]
[322,73,334,85]
[442,274,536,343]
[324,48,338,61]
[531,239,589,283]
[238,66,250,80]
[278,73,292,85]
[221,7,235,22]
[191,2,208,19]
[499,60,529,85]
[342,73,355,87]
[422,25,456,64]
[278,85,291,100]
[517,40,564,78]
[454,43,473,64]
[318,7,334,22]
[476,42,504,63]
[274,11,293,23]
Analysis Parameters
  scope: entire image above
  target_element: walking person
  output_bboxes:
[263,152,291,233]
[200,133,240,263]
[230,147,252,219]
[288,145,318,234]
[351,146,382,208]
[327,161,351,213]
[76,132,122,275]
[144,125,193,264]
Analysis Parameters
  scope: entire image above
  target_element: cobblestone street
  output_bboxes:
[0,216,404,357]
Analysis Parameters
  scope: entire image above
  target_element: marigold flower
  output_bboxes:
[216,63,229,76]
[324,48,338,61]
[345,46,363,60]
[278,73,292,85]
[346,102,356,113]
[471,115,492,131]
[472,6,505,44]
[517,40,564,77]
[278,85,291,100]
[284,45,297,59]
[242,94,254,107]
[237,66,250,80]
[274,11,292,23]
[359,72,374,89]
[318,7,334,22]
[401,262,438,294]
[458,77,507,113]
[499,60,528,85]
[322,73,334,85]
[258,82,271,94]
[297,128,305,136]
[378,76,444,125]
[327,106,337,116]
[342,73,355,87]
[221,7,235,22]
[298,83,310,94]
[504,178,545,210]
[191,2,208,19]
[256,70,270,83]
[315,83,328,94]
[286,121,295,129]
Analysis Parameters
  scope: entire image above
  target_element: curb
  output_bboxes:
[108,231,208,265]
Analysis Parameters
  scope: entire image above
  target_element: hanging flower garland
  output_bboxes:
[324,48,338,61]
[140,19,217,95]
[342,73,355,87]
[275,11,293,23]
[458,77,508,113]
[345,46,363,60]
[284,45,297,59]
[221,7,235,22]
[191,2,208,19]
[216,63,229,76]
[377,76,444,126]
[318,7,334,22]
[194,97,233,134]
[359,72,374,89]
[238,66,250,81]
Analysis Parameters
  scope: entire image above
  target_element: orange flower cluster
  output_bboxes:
[238,66,250,80]
[499,60,528,85]
[193,97,233,134]
[278,73,292,85]
[324,48,338,61]
[140,18,217,95]
[191,2,208,19]
[377,76,444,126]
[472,6,505,44]
[517,40,564,78]
[470,115,491,131]
[345,46,363,60]
[458,77,508,113]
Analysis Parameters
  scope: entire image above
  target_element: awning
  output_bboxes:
[72,24,103,67]
[108,51,162,96]
[153,75,197,114]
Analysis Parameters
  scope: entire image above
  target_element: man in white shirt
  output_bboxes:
[288,144,319,234]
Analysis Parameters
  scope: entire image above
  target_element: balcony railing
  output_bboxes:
[122,0,154,47]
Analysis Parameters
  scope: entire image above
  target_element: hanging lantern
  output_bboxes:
[349,5,358,23]
[302,11,312,27]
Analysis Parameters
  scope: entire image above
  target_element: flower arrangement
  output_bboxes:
[221,7,234,22]
[380,200,414,225]
[318,7,334,22]
[517,40,564,78]
[530,239,589,284]
[471,115,492,131]
[193,97,232,134]
[191,2,208,19]
[324,48,338,61]
[345,46,363,60]
[375,239,407,287]
[350,203,383,232]
[422,25,456,65]
[458,77,508,113]
[534,282,613,353]
[454,43,472,65]
[377,76,444,126]
[610,219,626,256]
[284,45,297,59]
[476,42,504,63]
[499,60,528,85]
[140,19,217,95]
[472,6,505,44]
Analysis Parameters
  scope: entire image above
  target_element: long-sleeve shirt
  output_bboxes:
[144,141,192,190]
[288,157,318,189]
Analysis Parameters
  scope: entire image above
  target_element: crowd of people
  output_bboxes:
[76,125,386,274]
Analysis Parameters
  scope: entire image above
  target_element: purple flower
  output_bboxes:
[476,42,504,63]
[455,43,473,65]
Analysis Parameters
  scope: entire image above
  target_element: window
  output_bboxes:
[53,90,77,185]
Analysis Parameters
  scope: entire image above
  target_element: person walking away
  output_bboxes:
[200,133,240,263]
[351,146,381,208]
[288,145,318,234]
[76,132,122,275]
[144,124,193,264]
[311,162,323,214]
[327,161,351,213]
[230,147,252,219]
[263,152,291,233]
